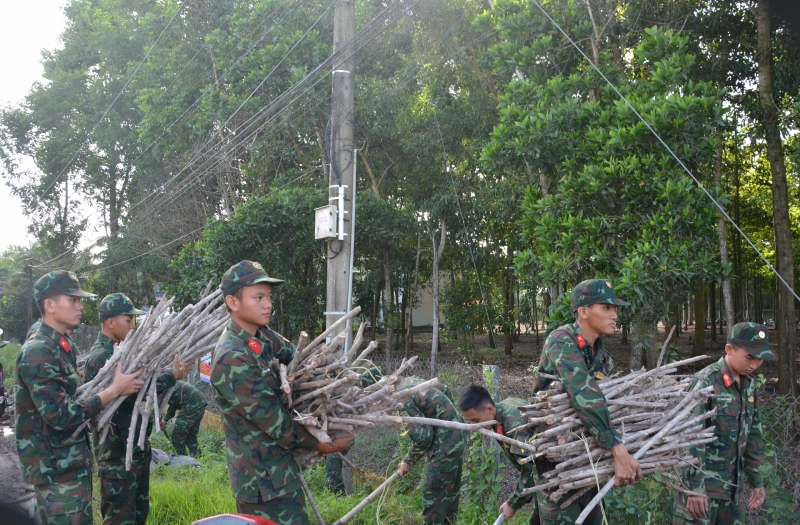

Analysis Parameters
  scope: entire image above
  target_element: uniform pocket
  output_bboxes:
[48,432,90,472]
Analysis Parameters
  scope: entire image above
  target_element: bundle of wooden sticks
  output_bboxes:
[514,353,716,507]
[280,307,439,468]
[74,285,228,469]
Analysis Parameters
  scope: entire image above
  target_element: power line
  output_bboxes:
[122,0,419,229]
[100,165,322,270]
[529,0,800,304]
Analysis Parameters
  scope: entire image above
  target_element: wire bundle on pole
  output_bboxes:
[284,306,439,468]
[514,354,716,509]
[73,284,228,470]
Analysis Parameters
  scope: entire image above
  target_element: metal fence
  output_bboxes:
[195,354,800,522]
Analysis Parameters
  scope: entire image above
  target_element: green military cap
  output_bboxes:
[219,260,284,297]
[98,293,144,321]
[359,366,384,388]
[570,278,630,311]
[34,270,96,302]
[728,322,775,360]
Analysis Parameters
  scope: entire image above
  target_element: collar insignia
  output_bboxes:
[58,336,71,353]
[247,337,262,355]
[495,423,504,436]
[722,373,733,388]
[576,334,586,347]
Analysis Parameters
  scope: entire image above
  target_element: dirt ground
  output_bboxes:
[0,403,34,507]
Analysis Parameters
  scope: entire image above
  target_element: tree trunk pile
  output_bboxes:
[73,286,228,470]
[285,307,436,468]
[514,354,715,504]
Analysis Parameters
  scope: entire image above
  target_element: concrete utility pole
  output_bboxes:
[326,0,356,341]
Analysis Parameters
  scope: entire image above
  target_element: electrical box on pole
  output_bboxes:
[314,205,338,240]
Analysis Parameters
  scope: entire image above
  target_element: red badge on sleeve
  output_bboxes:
[576,334,586,347]
[495,424,504,436]
[58,337,71,353]
[247,338,262,355]
[722,373,733,388]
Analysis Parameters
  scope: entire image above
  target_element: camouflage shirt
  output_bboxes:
[496,397,537,510]
[211,319,318,503]
[532,322,620,450]
[397,376,467,465]
[15,322,103,484]
[683,357,764,501]
[84,333,176,473]
[164,380,207,421]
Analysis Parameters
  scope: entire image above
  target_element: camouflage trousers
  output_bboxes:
[98,453,151,525]
[535,486,601,525]
[170,407,204,457]
[672,494,746,525]
[324,445,352,494]
[422,453,463,525]
[34,473,93,525]
[236,487,310,525]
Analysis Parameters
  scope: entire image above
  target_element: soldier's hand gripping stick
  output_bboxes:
[332,471,401,525]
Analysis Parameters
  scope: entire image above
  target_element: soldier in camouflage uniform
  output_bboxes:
[458,386,539,524]
[672,322,773,525]
[162,380,207,457]
[529,278,641,524]
[15,271,144,525]
[392,375,467,525]
[210,261,353,525]
[324,367,383,494]
[84,293,188,525]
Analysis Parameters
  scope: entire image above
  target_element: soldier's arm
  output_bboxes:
[401,401,433,465]
[552,348,620,449]
[164,404,177,422]
[212,349,318,450]
[269,331,296,365]
[20,348,102,430]
[507,451,536,510]
[685,378,710,494]
[83,354,106,383]
[743,392,765,488]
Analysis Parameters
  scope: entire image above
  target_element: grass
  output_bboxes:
[0,341,20,392]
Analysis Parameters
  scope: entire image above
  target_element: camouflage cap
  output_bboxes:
[570,278,630,311]
[98,293,144,321]
[728,322,775,360]
[219,260,284,297]
[359,366,384,388]
[34,270,96,302]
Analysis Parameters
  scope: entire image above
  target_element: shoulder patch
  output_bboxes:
[247,338,262,355]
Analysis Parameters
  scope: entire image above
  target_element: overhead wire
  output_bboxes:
[121,0,420,231]
[100,164,323,270]
[529,0,800,304]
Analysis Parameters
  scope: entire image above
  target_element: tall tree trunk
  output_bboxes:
[371,286,380,340]
[431,219,446,378]
[693,285,706,356]
[757,0,797,395]
[715,139,735,335]
[631,319,656,370]
[405,234,421,359]
[383,245,394,365]
[502,270,513,356]
[710,280,717,342]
